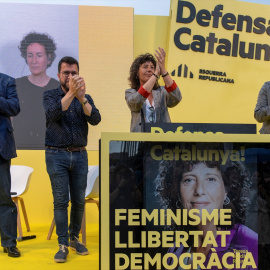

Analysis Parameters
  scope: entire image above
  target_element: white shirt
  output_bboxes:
[145,98,156,123]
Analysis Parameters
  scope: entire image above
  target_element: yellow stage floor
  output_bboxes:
[1,224,99,270]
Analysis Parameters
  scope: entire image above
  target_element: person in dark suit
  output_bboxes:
[0,73,20,257]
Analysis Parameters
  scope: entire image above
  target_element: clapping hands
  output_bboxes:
[69,75,86,102]
[155,47,166,75]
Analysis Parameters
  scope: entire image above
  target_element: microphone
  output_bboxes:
[17,235,36,241]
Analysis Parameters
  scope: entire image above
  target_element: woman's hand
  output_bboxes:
[155,46,175,87]
[154,62,161,77]
[155,47,166,75]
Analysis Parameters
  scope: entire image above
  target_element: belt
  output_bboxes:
[46,146,86,152]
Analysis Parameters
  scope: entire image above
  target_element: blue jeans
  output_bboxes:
[0,157,17,247]
[45,149,88,246]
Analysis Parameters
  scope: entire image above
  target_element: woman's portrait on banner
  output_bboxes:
[12,32,60,149]
[0,3,79,149]
[155,150,258,270]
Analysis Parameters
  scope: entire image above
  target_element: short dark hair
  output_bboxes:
[58,56,79,73]
[19,32,57,68]
[128,53,159,91]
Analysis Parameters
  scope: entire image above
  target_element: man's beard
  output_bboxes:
[61,81,69,92]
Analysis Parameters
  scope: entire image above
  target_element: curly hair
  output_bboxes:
[155,158,251,230]
[128,53,159,90]
[19,32,57,68]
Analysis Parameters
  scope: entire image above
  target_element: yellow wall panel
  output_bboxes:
[79,6,134,150]
[134,15,170,57]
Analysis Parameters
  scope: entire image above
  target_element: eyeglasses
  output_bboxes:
[61,71,79,77]
[148,106,155,123]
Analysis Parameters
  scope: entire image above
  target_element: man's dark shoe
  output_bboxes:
[54,245,69,263]
[69,236,89,255]
[3,246,21,257]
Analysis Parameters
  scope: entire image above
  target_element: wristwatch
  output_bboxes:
[81,99,88,106]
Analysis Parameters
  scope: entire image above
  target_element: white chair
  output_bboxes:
[81,166,99,245]
[10,165,34,239]
[47,165,99,246]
